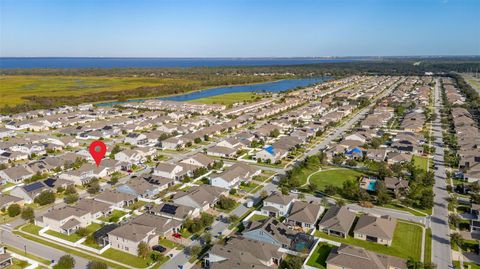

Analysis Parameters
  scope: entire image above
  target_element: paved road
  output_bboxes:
[431,78,452,268]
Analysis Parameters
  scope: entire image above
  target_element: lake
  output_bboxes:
[0,57,354,69]
[97,77,329,106]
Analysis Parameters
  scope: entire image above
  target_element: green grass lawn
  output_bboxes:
[85,222,103,233]
[306,243,335,268]
[424,228,432,263]
[101,248,161,268]
[413,155,429,172]
[21,224,42,234]
[188,92,258,106]
[159,238,184,249]
[10,258,30,269]
[309,168,367,189]
[453,260,480,269]
[15,227,133,269]
[249,214,268,222]
[99,210,127,223]
[45,230,82,242]
[382,203,428,217]
[314,221,423,260]
[239,182,259,193]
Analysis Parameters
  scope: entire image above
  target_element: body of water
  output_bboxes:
[97,77,328,106]
[0,57,354,69]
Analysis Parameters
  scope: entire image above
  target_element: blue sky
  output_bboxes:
[1,0,479,57]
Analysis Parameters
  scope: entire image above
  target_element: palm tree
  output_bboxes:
[450,232,464,249]
[137,242,150,259]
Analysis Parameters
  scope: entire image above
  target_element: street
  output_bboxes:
[431,78,453,268]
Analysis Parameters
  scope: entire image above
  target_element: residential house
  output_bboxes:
[116,179,160,199]
[10,181,50,203]
[243,217,298,249]
[148,202,200,221]
[94,190,136,208]
[172,185,227,211]
[261,192,295,218]
[204,237,283,269]
[36,206,92,235]
[326,244,407,269]
[0,165,34,183]
[210,163,261,189]
[75,199,112,219]
[353,215,397,246]
[318,206,356,238]
[286,201,323,229]
[0,194,22,210]
[206,146,237,158]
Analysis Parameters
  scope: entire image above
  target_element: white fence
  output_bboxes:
[39,226,110,254]
[10,253,39,269]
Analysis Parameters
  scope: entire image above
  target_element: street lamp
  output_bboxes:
[24,245,26,255]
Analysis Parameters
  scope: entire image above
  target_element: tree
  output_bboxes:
[448,213,460,227]
[54,255,75,269]
[7,204,21,217]
[64,185,77,195]
[137,241,150,259]
[194,137,202,144]
[64,194,79,204]
[260,190,269,199]
[269,129,280,138]
[375,181,391,206]
[150,251,164,262]
[87,261,107,269]
[450,232,464,249]
[188,245,202,258]
[34,191,56,205]
[21,207,35,222]
[87,180,101,194]
[217,196,236,210]
[298,193,305,200]
[323,184,337,196]
[377,161,392,180]
[228,215,239,223]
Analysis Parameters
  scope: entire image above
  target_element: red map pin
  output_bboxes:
[89,140,107,167]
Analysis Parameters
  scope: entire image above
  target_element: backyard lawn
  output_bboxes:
[309,168,367,189]
[101,248,169,268]
[413,155,429,172]
[249,214,268,222]
[99,210,127,223]
[314,221,423,260]
[86,223,103,233]
[45,230,83,242]
[239,182,259,193]
[306,243,335,268]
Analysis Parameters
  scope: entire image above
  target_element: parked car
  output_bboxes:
[152,245,167,253]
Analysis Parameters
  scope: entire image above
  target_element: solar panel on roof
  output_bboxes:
[160,204,178,215]
[23,181,45,192]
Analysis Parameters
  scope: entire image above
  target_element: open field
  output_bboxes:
[0,74,283,112]
[309,168,367,189]
[0,75,177,106]
[187,92,258,105]
[314,221,423,260]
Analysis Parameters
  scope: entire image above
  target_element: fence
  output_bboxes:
[39,226,110,254]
